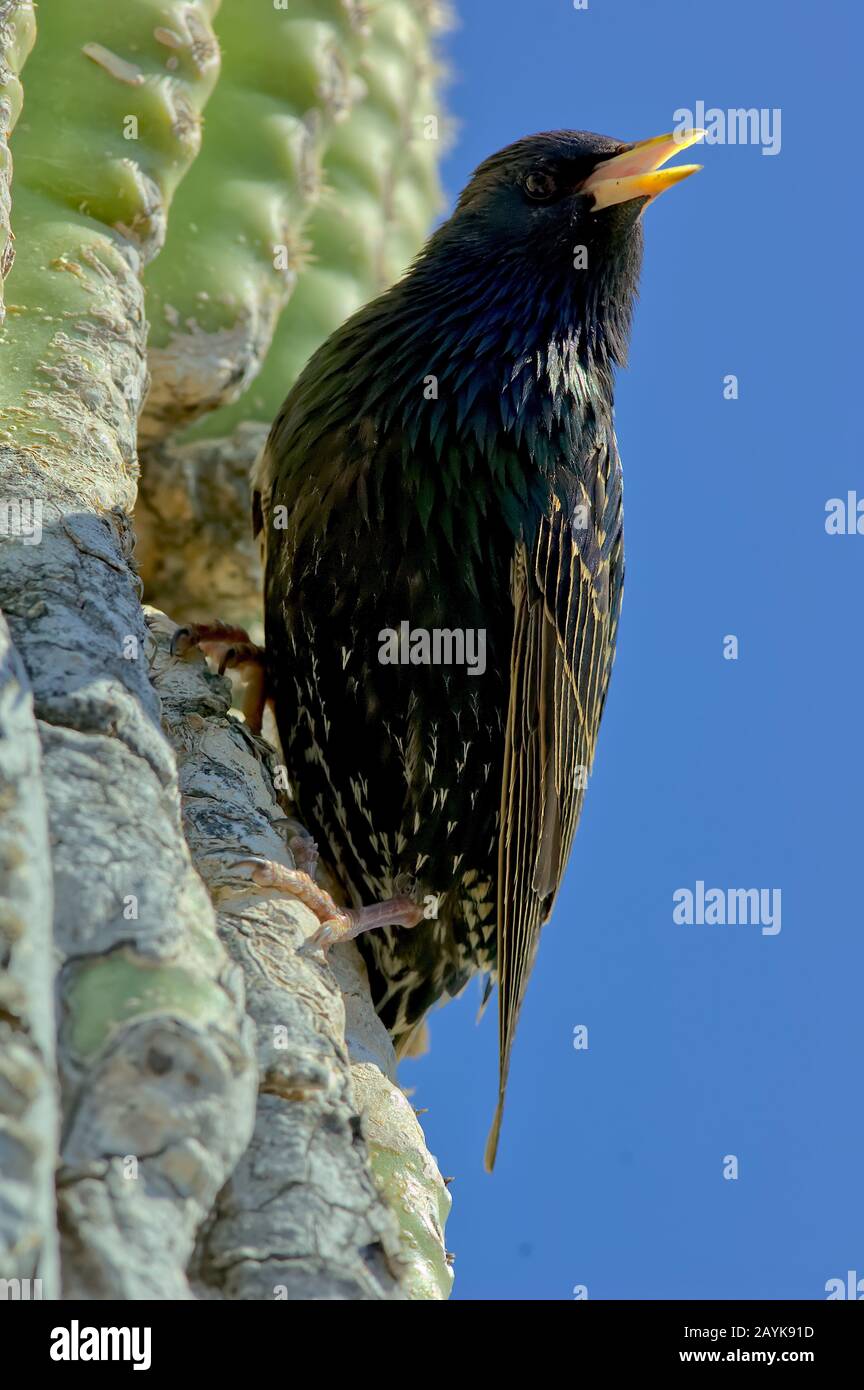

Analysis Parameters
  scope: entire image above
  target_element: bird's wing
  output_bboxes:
[485,438,624,1169]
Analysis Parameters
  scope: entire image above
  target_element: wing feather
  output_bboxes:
[485,438,624,1169]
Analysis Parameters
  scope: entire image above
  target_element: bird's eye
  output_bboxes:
[522,169,559,202]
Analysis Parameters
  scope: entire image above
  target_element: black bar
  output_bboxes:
[2,1297,859,1374]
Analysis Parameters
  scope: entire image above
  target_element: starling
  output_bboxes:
[251,128,704,1168]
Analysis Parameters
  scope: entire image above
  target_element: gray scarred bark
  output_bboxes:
[0,613,59,1298]
[0,452,451,1299]
[149,611,452,1300]
[0,381,451,1301]
[0,357,260,1298]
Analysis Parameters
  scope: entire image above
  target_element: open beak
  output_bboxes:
[580,128,705,211]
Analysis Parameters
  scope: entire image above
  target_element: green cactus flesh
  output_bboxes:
[179,0,448,441]
[140,0,368,440]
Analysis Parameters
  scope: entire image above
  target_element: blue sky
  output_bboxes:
[400,0,863,1300]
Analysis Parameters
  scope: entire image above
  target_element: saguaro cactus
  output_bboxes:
[184,0,449,438]
[135,0,450,633]
[140,0,369,443]
[0,0,453,1301]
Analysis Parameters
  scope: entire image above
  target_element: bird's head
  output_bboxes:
[296,127,704,449]
[455,128,702,246]
[423,127,703,367]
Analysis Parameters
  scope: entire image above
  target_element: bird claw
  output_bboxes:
[267,818,319,876]
[170,621,269,733]
[295,920,344,957]
[169,625,196,658]
[288,831,319,879]
[234,856,425,955]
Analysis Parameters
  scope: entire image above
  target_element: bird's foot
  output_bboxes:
[287,831,319,879]
[171,621,269,733]
[238,856,424,955]
[267,820,320,878]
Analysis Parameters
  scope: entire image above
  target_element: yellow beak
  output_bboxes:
[580,128,705,211]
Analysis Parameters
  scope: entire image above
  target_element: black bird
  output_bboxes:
[251,128,703,1168]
